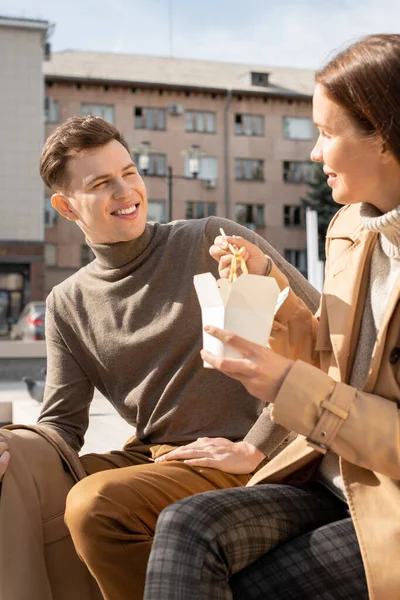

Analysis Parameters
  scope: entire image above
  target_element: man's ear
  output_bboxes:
[51,193,79,221]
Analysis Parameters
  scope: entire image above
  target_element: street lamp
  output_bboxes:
[138,143,201,223]
[138,141,151,174]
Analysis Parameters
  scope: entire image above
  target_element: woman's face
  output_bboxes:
[311,83,400,213]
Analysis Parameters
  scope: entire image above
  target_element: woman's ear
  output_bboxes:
[380,140,396,165]
[51,193,79,221]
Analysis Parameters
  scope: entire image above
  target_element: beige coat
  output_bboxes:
[248,203,400,600]
[0,424,103,600]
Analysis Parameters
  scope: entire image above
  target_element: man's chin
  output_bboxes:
[117,220,147,242]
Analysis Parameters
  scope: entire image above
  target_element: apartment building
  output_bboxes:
[0,16,50,334]
[43,51,316,295]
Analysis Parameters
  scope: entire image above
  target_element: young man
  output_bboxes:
[0,116,319,599]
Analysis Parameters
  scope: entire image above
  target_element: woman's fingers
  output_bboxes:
[203,326,263,357]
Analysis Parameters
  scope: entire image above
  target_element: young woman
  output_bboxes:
[144,34,400,600]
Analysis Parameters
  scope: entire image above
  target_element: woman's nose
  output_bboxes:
[310,139,323,163]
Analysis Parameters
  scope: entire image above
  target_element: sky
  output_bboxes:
[1,0,400,69]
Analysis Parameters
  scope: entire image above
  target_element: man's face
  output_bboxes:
[55,139,148,244]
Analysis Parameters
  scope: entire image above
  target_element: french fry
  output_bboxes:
[219,228,248,282]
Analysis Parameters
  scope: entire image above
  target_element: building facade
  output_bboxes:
[0,16,50,334]
[42,52,316,295]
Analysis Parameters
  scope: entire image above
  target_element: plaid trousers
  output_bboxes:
[144,483,368,600]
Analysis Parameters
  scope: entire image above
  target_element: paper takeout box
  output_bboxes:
[194,273,288,367]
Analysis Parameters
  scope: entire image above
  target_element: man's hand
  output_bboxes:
[155,437,265,474]
[200,326,294,404]
[210,235,271,279]
[0,437,10,482]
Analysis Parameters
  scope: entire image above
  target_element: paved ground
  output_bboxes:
[0,381,135,455]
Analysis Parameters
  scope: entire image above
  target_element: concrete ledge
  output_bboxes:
[0,358,47,382]
[0,401,13,426]
[0,341,46,358]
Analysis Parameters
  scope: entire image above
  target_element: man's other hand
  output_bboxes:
[0,437,10,482]
[155,437,265,474]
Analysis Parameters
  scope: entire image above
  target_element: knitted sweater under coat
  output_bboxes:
[38,217,319,455]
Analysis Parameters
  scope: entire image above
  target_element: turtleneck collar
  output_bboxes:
[360,203,400,259]
[87,223,156,269]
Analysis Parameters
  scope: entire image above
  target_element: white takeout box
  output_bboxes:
[194,273,288,368]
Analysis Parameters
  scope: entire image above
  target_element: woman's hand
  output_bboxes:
[210,235,271,279]
[201,326,294,404]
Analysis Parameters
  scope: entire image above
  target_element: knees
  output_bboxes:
[65,470,160,548]
[65,475,111,538]
[154,491,227,544]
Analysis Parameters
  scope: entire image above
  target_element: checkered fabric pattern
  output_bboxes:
[231,517,368,599]
[144,483,366,600]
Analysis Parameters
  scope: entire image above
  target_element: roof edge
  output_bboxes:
[45,74,312,100]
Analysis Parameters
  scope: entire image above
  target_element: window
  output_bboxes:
[186,202,217,219]
[283,161,312,183]
[134,152,167,176]
[44,244,57,266]
[284,205,306,227]
[251,71,269,87]
[235,114,264,136]
[148,201,167,223]
[81,245,95,267]
[235,204,265,230]
[45,97,59,124]
[135,107,166,130]
[235,159,264,181]
[282,117,313,140]
[284,249,307,276]
[81,103,115,124]
[185,111,216,133]
[184,156,218,182]
[44,196,57,227]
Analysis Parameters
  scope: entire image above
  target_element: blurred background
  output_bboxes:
[0,0,398,381]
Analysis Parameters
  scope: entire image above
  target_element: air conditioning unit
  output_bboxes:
[202,179,216,189]
[168,103,184,115]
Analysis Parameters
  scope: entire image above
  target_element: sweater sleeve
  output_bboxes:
[204,217,321,314]
[203,217,321,455]
[37,292,93,452]
[271,360,400,479]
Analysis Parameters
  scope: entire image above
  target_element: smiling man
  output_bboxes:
[0,116,319,600]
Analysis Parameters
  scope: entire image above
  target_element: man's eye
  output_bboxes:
[124,170,137,177]
[93,180,108,189]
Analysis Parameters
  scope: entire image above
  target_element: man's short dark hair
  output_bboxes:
[40,116,131,192]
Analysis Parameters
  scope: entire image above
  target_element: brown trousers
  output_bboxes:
[65,436,259,600]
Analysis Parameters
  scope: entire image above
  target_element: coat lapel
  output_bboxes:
[324,223,377,382]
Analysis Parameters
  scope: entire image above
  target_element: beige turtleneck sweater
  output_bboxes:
[37,216,319,456]
[317,203,400,501]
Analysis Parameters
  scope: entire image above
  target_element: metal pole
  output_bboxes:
[224,89,232,219]
[167,166,173,222]
[306,208,320,289]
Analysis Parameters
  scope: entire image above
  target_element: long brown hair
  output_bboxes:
[40,116,131,192]
[316,34,400,161]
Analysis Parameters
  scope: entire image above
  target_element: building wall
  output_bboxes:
[0,20,48,333]
[0,24,45,242]
[44,79,314,292]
